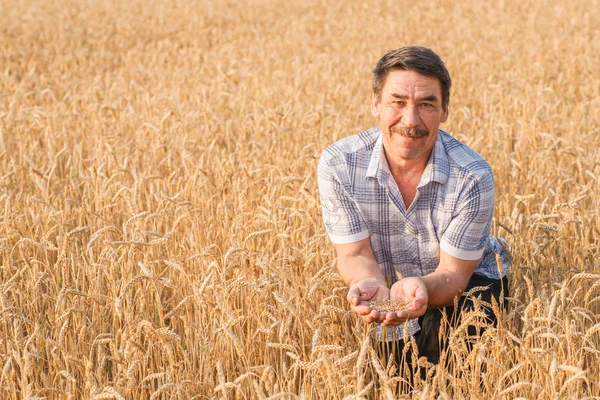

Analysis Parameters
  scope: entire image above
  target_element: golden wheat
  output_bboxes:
[0,0,598,398]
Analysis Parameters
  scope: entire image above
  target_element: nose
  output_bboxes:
[401,106,420,128]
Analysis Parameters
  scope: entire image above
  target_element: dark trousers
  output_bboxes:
[376,273,509,369]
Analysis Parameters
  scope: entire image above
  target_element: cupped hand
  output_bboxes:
[382,277,429,327]
[347,278,389,324]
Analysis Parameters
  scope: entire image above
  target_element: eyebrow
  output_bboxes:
[390,93,439,102]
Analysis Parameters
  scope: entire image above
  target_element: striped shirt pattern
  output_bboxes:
[318,127,509,339]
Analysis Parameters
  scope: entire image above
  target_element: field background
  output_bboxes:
[0,0,599,398]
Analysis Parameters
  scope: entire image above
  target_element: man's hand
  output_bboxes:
[347,278,390,324]
[381,277,428,327]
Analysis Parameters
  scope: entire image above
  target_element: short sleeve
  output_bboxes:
[440,171,494,260]
[317,155,370,244]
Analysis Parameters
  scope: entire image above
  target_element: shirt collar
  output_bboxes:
[366,128,384,179]
[418,131,450,187]
[365,128,450,187]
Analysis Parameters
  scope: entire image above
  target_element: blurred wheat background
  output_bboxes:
[0,0,599,398]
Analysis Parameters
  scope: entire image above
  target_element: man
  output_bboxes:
[317,46,509,365]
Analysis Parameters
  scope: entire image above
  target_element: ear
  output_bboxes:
[440,104,449,123]
[371,93,381,118]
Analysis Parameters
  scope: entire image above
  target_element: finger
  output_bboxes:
[347,285,361,306]
[358,312,374,324]
[381,314,405,326]
[371,310,381,322]
[383,311,396,321]
[358,309,380,323]
[377,311,388,322]
[412,285,428,310]
[360,315,377,324]
[352,303,373,316]
[412,299,422,311]
[365,310,381,323]
[397,306,426,321]
[380,311,403,326]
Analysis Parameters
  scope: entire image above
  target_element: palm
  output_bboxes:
[356,280,389,302]
[346,278,390,323]
[390,277,428,316]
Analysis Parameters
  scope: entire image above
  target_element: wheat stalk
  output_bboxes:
[0,1,599,398]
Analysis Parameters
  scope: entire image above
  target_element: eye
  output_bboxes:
[420,103,434,108]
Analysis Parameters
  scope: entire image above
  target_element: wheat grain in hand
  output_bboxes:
[368,300,411,312]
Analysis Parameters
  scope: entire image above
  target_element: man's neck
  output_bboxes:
[382,147,433,210]
[383,148,431,185]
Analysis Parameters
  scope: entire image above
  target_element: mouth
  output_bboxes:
[390,126,429,138]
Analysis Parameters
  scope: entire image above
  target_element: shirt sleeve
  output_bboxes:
[317,154,370,244]
[440,171,494,260]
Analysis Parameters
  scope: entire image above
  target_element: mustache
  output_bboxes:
[390,126,429,138]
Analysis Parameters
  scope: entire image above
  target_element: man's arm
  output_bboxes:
[317,153,391,323]
[421,250,479,307]
[335,237,390,324]
[335,237,384,286]
[381,171,496,326]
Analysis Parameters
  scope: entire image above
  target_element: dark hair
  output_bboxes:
[372,46,451,109]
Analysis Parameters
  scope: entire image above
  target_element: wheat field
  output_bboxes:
[0,0,599,398]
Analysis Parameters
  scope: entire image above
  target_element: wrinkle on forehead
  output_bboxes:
[382,70,442,101]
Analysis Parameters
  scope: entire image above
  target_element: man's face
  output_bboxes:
[371,70,448,166]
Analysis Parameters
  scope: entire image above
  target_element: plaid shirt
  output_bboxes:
[318,127,509,338]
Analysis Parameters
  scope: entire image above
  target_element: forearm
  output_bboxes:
[333,237,386,288]
[337,254,386,287]
[421,270,470,308]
